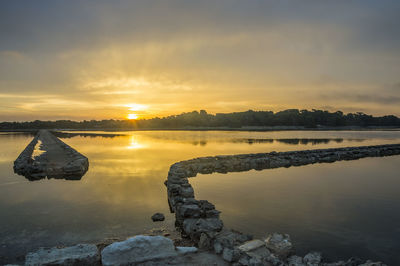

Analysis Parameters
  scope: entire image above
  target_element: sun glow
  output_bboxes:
[127,113,138,120]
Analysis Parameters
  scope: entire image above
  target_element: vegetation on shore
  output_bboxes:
[1,109,400,130]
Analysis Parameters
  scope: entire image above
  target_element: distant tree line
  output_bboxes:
[1,109,400,130]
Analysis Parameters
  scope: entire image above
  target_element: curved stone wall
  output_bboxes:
[166,143,400,265]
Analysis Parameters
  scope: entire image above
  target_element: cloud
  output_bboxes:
[1,0,400,120]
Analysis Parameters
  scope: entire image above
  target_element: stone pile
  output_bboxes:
[166,144,400,265]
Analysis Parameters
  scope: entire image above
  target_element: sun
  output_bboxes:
[127,113,138,120]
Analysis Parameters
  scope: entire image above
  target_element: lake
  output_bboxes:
[1,130,400,264]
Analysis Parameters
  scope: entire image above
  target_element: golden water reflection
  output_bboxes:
[0,130,400,264]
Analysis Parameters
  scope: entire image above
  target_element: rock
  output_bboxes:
[177,204,201,219]
[182,218,223,240]
[238,239,265,252]
[101,235,178,265]
[151,212,165,222]
[198,232,214,250]
[303,251,322,265]
[264,233,294,259]
[213,229,253,254]
[287,255,305,266]
[176,246,198,255]
[222,247,240,262]
[25,244,100,266]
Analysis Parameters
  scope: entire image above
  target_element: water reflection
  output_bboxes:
[52,131,124,138]
[1,130,400,264]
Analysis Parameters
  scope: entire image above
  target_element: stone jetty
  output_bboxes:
[166,143,400,265]
[13,130,89,180]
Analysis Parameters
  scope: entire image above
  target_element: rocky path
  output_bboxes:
[13,130,89,180]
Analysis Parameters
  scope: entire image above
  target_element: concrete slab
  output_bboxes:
[14,130,89,181]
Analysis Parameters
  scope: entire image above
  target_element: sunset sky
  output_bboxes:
[1,0,400,121]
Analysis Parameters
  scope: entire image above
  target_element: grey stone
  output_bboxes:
[183,218,223,239]
[287,255,305,266]
[151,212,165,222]
[238,239,265,252]
[101,235,178,265]
[222,247,240,262]
[265,233,294,259]
[25,244,100,266]
[303,251,321,265]
[176,246,198,255]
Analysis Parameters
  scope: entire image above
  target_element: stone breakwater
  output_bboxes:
[14,130,89,180]
[166,144,400,265]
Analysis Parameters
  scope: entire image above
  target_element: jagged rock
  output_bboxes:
[214,229,253,254]
[101,235,178,265]
[264,233,294,259]
[303,252,322,265]
[198,232,215,250]
[177,204,201,219]
[151,212,165,222]
[222,247,241,262]
[25,244,100,266]
[183,218,223,240]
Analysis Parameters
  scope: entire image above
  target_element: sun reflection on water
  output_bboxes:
[126,135,146,149]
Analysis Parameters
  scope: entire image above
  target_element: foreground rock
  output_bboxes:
[13,130,89,181]
[101,235,201,266]
[25,244,100,266]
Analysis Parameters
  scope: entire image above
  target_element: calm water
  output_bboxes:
[1,130,400,264]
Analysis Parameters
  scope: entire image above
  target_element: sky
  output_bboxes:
[1,0,400,121]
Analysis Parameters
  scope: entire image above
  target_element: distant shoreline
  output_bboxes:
[1,126,400,133]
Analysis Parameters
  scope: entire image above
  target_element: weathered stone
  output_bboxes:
[238,239,265,252]
[177,204,201,219]
[183,218,223,240]
[287,255,305,266]
[303,251,322,265]
[101,235,178,265]
[25,244,100,266]
[151,212,165,222]
[213,229,253,255]
[176,246,198,255]
[222,247,240,262]
[265,233,294,259]
[198,232,214,250]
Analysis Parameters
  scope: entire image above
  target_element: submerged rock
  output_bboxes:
[25,244,100,266]
[151,212,165,222]
[101,235,178,266]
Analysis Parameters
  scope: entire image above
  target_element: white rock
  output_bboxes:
[238,239,265,252]
[101,235,178,266]
[176,246,198,255]
[25,244,99,266]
